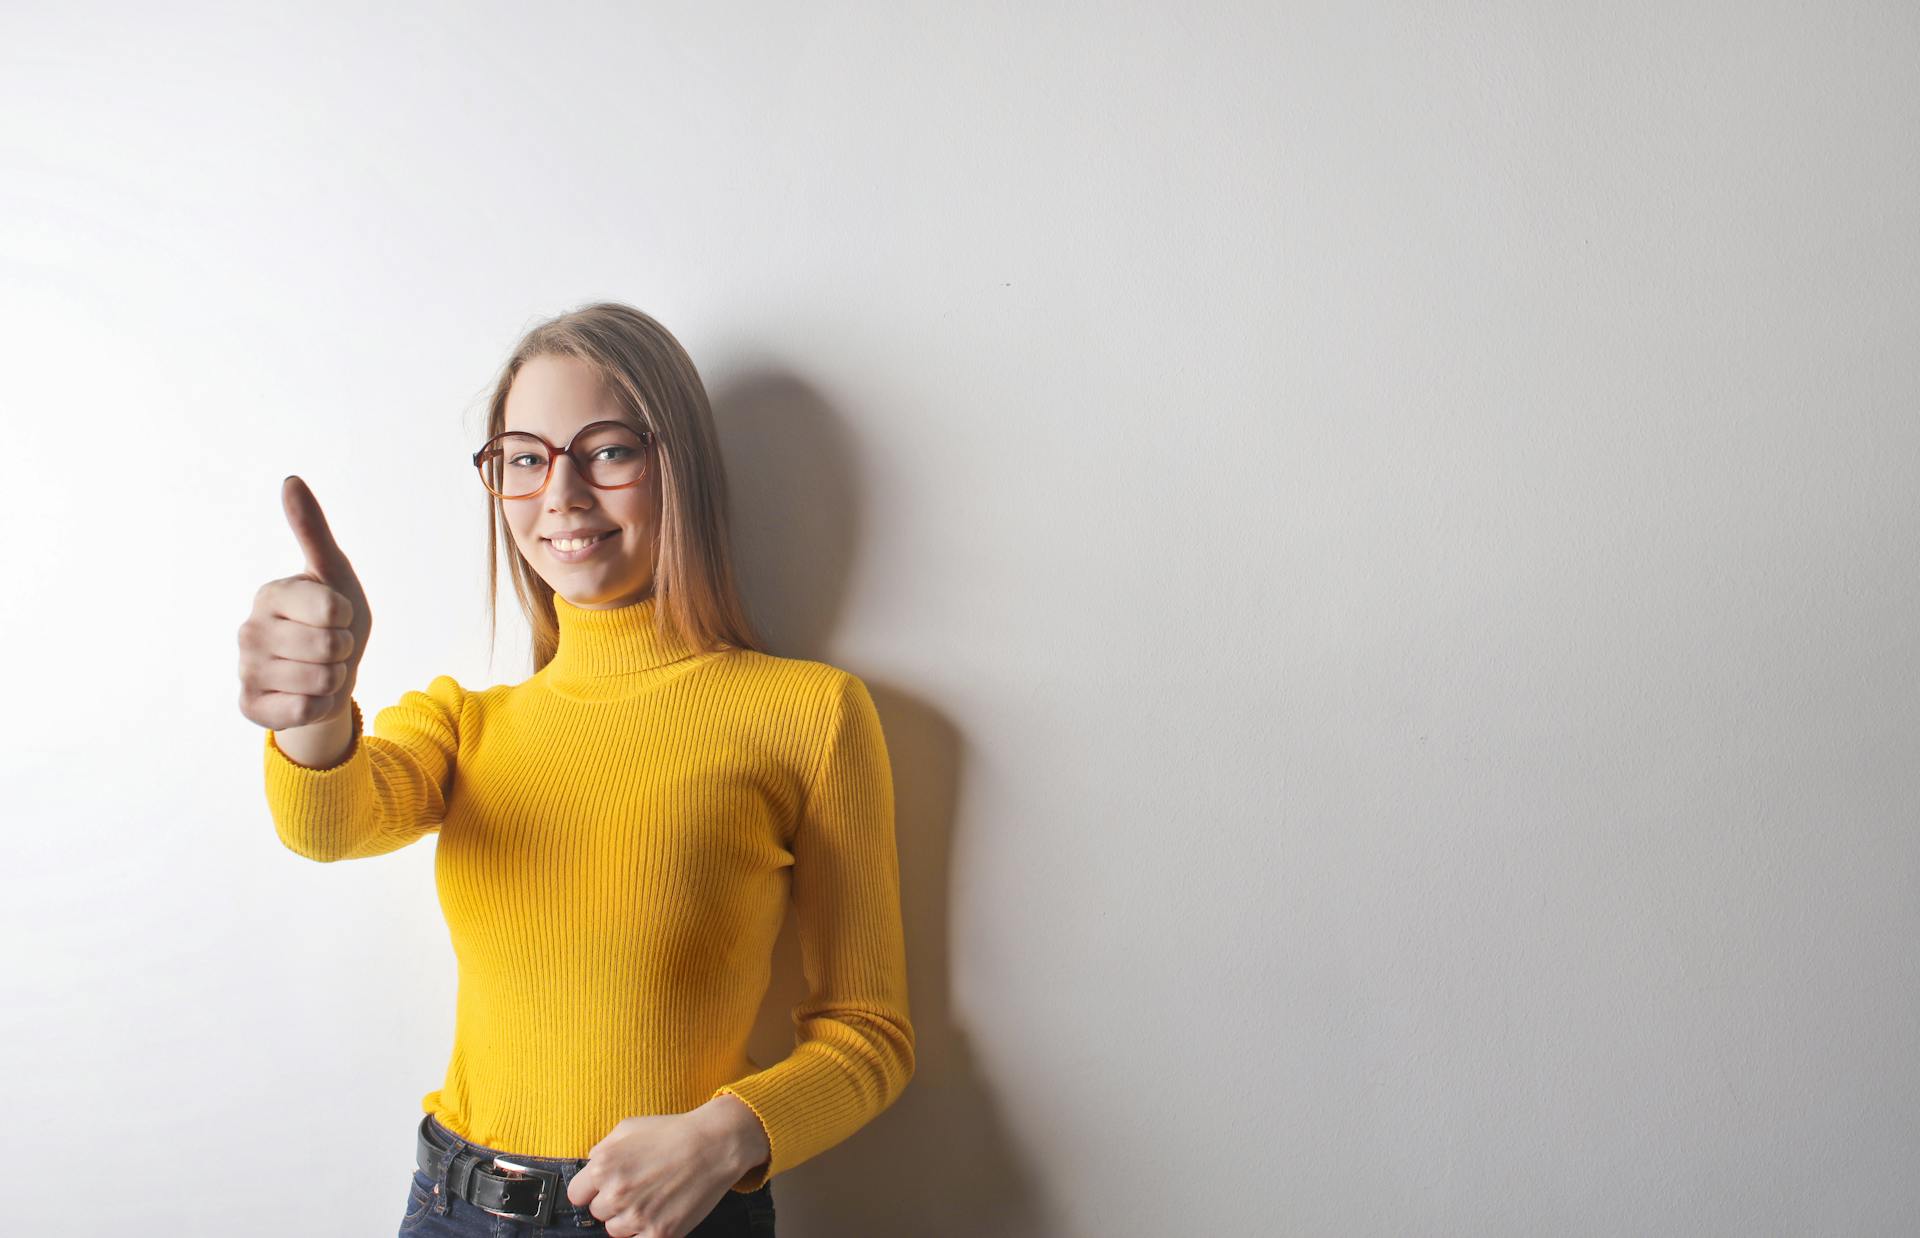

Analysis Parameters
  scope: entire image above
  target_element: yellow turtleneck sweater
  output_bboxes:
[260,592,913,1193]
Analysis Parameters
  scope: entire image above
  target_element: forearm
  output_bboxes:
[263,698,453,861]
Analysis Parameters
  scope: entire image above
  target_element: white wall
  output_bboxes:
[3,3,1914,1234]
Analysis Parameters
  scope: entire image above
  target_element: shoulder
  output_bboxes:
[714,650,873,724]
[403,674,523,721]
[717,648,860,691]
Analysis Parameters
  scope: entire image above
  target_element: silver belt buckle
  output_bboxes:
[480,1155,558,1226]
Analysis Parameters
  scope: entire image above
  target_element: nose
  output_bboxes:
[544,451,595,506]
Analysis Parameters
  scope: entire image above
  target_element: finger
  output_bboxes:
[251,688,347,732]
[251,650,351,696]
[262,585,356,639]
[281,475,359,591]
[267,611,356,662]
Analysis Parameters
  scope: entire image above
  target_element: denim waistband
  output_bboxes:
[421,1113,591,1169]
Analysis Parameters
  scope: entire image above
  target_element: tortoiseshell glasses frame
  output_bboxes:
[471,420,657,500]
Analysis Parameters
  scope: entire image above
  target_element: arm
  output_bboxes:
[262,674,466,862]
[708,671,916,1192]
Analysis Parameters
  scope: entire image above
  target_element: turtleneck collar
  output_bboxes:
[541,591,702,697]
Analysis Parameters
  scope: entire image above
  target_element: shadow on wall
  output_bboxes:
[716,371,1048,1236]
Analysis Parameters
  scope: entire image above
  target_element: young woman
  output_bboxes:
[237,303,914,1238]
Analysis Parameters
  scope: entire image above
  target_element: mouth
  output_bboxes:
[543,529,618,560]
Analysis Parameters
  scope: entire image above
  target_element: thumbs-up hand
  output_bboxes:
[238,476,375,737]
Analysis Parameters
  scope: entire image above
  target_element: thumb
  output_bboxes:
[281,474,362,594]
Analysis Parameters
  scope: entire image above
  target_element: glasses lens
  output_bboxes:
[477,425,648,498]
[575,423,650,489]
[478,433,551,498]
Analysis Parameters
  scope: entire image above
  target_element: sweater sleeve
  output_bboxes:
[709,670,916,1192]
[262,674,466,862]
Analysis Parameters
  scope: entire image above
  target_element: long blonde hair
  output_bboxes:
[477,302,764,672]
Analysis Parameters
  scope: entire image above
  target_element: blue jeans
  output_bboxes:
[400,1113,776,1237]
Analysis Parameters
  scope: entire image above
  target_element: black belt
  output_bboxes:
[415,1112,593,1228]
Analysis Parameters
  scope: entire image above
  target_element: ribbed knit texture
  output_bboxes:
[261,592,913,1192]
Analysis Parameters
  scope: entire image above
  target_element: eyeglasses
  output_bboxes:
[472,420,656,500]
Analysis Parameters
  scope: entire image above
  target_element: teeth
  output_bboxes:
[551,532,611,551]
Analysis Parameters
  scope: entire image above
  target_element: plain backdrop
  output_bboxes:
[2,3,1915,1235]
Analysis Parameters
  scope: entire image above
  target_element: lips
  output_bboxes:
[543,529,618,561]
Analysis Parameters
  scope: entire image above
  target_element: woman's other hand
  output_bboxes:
[568,1099,768,1238]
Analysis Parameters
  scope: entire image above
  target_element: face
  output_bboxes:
[499,354,660,610]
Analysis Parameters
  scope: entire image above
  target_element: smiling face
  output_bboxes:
[500,353,661,610]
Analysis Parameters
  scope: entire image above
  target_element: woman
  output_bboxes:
[237,303,915,1237]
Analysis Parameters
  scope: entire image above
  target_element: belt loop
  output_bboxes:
[445,1136,474,1215]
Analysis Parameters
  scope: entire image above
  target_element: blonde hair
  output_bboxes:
[477,302,764,672]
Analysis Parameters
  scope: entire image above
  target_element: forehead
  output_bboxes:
[504,355,625,434]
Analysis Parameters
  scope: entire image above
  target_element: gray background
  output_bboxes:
[1,2,1914,1234]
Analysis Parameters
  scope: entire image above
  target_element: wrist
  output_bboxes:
[698,1093,771,1180]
